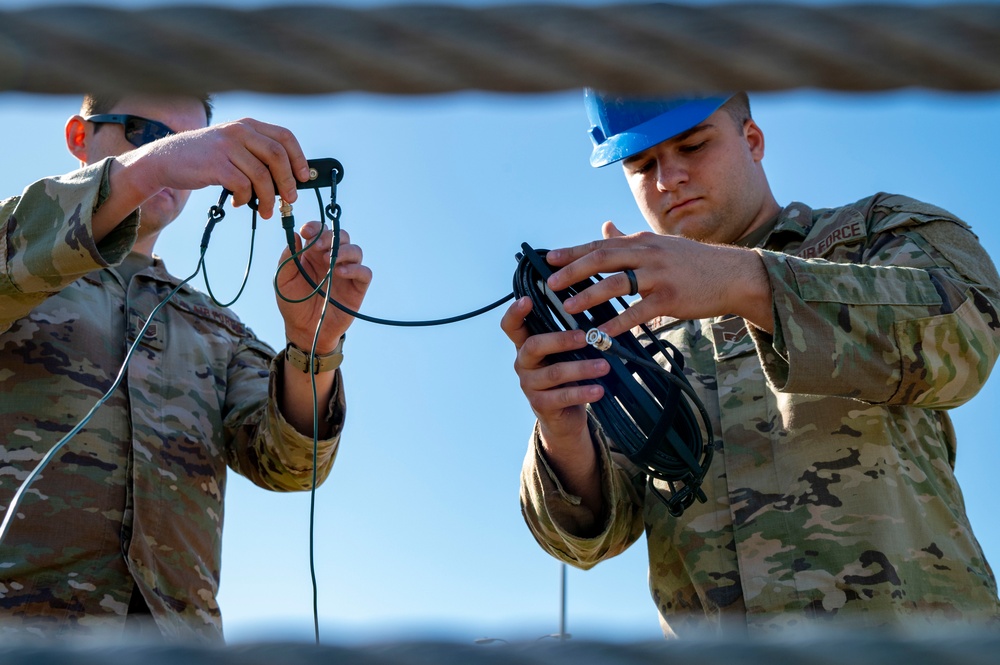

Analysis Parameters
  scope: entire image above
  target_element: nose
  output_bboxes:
[655,156,687,192]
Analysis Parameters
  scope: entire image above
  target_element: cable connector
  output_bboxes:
[279,197,296,232]
[586,328,613,351]
[587,327,665,372]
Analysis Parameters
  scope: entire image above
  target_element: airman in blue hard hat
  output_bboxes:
[503,88,781,361]
[582,89,780,248]
[502,89,1000,636]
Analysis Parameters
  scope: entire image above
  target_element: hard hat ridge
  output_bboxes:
[584,88,733,168]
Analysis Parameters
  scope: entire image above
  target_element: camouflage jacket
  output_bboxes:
[0,160,346,641]
[521,194,1000,637]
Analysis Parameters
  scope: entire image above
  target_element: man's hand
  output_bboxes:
[95,118,310,236]
[544,221,774,336]
[276,221,371,353]
[275,221,371,438]
[500,296,607,512]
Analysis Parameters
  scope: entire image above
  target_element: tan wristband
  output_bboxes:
[284,336,344,374]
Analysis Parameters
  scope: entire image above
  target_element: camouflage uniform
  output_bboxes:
[0,160,346,641]
[521,193,1000,636]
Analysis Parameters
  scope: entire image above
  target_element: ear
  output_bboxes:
[744,118,765,163]
[65,115,90,164]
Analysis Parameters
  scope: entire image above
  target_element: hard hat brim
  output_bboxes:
[590,96,731,168]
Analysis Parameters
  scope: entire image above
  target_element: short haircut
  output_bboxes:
[721,92,751,132]
[81,93,214,125]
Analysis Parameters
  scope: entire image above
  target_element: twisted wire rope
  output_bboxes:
[0,4,999,94]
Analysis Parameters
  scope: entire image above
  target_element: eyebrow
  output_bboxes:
[623,122,715,166]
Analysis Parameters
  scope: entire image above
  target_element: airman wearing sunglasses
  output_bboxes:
[0,93,371,641]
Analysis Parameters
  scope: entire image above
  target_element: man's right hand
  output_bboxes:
[94,118,310,236]
[501,295,609,512]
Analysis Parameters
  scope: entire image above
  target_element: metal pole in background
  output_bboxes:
[559,562,569,641]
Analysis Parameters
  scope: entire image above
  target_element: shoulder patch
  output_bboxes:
[796,208,866,259]
[187,304,247,337]
[240,334,278,360]
[633,314,682,337]
[870,194,970,234]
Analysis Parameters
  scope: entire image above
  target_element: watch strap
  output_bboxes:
[284,336,344,374]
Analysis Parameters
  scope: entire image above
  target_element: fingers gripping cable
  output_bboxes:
[513,243,714,517]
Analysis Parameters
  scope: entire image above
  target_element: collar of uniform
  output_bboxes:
[733,215,778,249]
[137,255,197,296]
[732,202,813,250]
[770,201,815,240]
[144,253,172,283]
[83,253,196,296]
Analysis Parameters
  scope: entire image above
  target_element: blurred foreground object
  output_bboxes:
[0,3,999,94]
[2,634,1000,664]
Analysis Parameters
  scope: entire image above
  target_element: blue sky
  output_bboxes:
[3,0,1000,647]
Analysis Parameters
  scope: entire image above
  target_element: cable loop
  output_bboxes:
[200,196,230,252]
[272,160,514,327]
[513,242,714,517]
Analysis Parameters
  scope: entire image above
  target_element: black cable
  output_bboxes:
[274,188,514,327]
[262,167,517,644]
[200,190,257,308]
[512,243,714,517]
[305,238,337,646]
[270,177,712,515]
[265,176,519,644]
[0,254,209,546]
[238,159,708,642]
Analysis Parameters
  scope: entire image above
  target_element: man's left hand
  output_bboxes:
[543,221,774,336]
[275,220,371,351]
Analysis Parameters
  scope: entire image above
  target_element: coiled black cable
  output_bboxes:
[512,243,714,517]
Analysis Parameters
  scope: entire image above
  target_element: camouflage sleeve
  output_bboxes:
[519,417,646,569]
[0,158,139,332]
[751,203,1000,409]
[222,335,344,491]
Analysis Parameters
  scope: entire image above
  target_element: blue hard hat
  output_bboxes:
[585,89,733,168]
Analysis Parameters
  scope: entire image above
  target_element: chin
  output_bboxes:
[655,220,700,241]
[139,204,179,229]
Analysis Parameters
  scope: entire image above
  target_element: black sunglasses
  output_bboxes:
[85,114,176,148]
